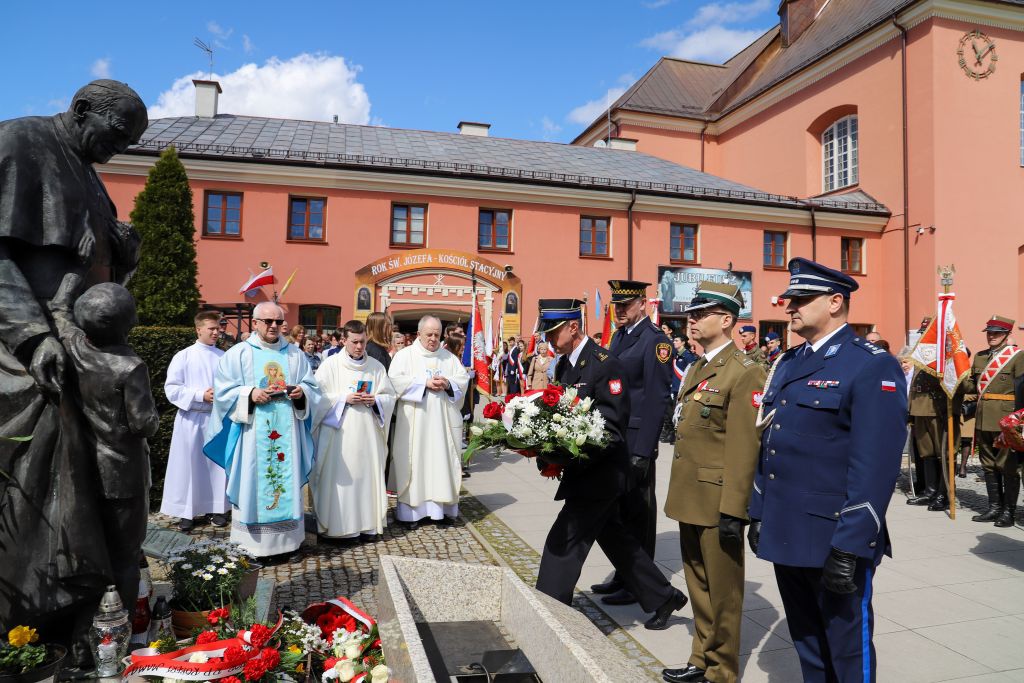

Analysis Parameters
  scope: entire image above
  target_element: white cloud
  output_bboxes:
[540,116,562,140]
[686,0,771,28]
[641,25,766,62]
[242,34,255,55]
[207,21,233,40]
[567,87,626,125]
[91,58,111,79]
[149,53,372,124]
[644,0,675,8]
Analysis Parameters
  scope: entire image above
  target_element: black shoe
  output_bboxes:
[359,533,379,543]
[994,506,1017,528]
[927,493,948,511]
[402,520,419,531]
[973,471,1005,522]
[662,664,706,683]
[178,518,195,532]
[644,588,687,630]
[906,491,935,506]
[973,506,1004,522]
[436,516,457,526]
[210,513,228,527]
[601,588,638,606]
[590,579,623,595]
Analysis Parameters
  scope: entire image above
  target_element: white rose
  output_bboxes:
[555,427,568,439]
[575,434,587,446]
[343,642,362,660]
[335,660,356,682]
[370,664,390,682]
[187,652,209,664]
[579,397,593,412]
[470,425,483,436]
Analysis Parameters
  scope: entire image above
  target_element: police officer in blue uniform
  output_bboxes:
[747,258,907,683]
[590,280,673,606]
[535,299,687,629]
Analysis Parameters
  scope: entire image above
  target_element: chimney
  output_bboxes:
[457,121,490,137]
[193,79,222,118]
[608,137,638,152]
[779,0,829,47]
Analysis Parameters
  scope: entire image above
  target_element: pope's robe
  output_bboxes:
[204,333,321,557]
[311,350,396,538]
[387,340,469,522]
[161,341,227,519]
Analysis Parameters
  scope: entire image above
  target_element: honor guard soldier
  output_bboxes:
[747,258,907,683]
[737,324,767,368]
[963,315,1024,526]
[534,299,687,629]
[589,280,673,607]
[662,282,766,683]
[906,368,962,511]
[764,331,783,366]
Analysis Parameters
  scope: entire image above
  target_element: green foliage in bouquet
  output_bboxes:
[167,541,253,611]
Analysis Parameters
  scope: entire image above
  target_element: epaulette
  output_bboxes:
[851,337,887,355]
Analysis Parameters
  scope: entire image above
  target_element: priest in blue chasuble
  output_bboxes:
[205,302,322,560]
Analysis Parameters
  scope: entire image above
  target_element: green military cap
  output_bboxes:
[683,281,743,316]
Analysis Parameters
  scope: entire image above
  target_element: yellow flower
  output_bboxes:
[295,663,305,674]
[8,626,38,648]
[288,644,301,654]
[149,642,161,650]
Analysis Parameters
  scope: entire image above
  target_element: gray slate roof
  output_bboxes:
[130,114,859,210]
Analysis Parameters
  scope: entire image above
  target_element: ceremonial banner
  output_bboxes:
[468,298,491,396]
[909,293,971,397]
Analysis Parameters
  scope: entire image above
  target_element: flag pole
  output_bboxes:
[940,267,956,520]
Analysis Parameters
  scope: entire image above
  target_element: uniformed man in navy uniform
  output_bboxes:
[589,280,673,607]
[747,258,907,683]
[534,299,687,629]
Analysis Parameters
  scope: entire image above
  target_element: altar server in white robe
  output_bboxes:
[160,311,228,531]
[388,315,470,528]
[311,320,396,540]
[204,302,321,561]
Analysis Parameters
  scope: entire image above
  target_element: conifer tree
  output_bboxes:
[127,146,200,325]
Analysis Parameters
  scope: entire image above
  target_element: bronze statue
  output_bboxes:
[0,80,149,666]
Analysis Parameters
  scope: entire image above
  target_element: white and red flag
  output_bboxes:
[469,298,491,396]
[910,293,971,396]
[239,267,275,294]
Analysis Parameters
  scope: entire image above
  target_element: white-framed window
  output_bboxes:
[822,115,858,192]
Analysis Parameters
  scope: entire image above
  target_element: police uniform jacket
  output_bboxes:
[550,338,630,502]
[664,343,766,527]
[609,317,673,460]
[962,344,1024,432]
[748,326,907,568]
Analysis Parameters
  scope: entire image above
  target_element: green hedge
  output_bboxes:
[129,325,197,511]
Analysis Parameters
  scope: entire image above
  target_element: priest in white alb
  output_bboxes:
[204,302,321,561]
[311,319,396,540]
[388,315,469,528]
[160,311,228,532]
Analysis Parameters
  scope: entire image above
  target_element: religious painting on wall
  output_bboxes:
[658,266,753,319]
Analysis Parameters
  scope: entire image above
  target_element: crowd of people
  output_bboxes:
[157,259,1022,683]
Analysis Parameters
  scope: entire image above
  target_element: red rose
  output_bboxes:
[277,452,285,461]
[540,463,563,479]
[323,657,338,671]
[481,401,504,419]
[268,430,282,440]
[372,639,381,649]
[195,630,219,645]
[541,388,561,407]
[248,623,272,649]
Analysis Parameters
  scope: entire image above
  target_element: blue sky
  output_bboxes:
[2,1,777,143]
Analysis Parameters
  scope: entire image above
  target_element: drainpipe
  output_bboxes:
[893,13,911,339]
[626,189,637,279]
[700,122,708,172]
[808,202,817,261]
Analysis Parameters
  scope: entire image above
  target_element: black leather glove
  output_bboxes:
[822,547,858,594]
[628,455,651,487]
[718,514,744,543]
[747,520,761,554]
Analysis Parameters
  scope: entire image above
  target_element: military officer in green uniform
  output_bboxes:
[963,315,1024,526]
[906,370,962,511]
[737,324,767,368]
[662,282,766,683]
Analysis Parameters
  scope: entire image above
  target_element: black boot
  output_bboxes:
[972,471,1004,522]
[994,474,1019,528]
[907,457,938,505]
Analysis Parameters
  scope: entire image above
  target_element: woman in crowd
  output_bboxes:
[391,331,406,356]
[495,341,509,396]
[288,324,307,348]
[527,341,552,390]
[302,337,321,372]
[365,312,393,371]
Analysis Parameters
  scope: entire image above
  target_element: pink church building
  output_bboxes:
[100,0,1024,349]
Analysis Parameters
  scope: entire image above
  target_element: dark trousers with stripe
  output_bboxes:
[774,561,876,683]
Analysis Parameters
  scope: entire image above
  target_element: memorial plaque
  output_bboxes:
[142,524,194,560]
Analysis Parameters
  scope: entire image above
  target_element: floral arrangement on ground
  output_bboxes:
[464,384,609,478]
[127,596,388,683]
[167,540,255,611]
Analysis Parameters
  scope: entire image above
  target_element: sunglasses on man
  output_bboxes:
[255,318,285,326]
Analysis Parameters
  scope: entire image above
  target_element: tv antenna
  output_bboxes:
[193,37,214,79]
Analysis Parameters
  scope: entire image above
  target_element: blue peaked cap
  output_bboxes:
[780,257,859,299]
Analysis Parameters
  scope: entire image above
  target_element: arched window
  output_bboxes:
[822,115,858,192]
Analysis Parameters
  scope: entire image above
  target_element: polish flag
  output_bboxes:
[468,299,491,396]
[239,267,275,294]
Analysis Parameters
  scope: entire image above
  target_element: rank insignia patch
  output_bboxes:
[656,343,671,363]
[609,379,623,395]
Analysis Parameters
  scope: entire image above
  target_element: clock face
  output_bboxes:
[957,30,997,80]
